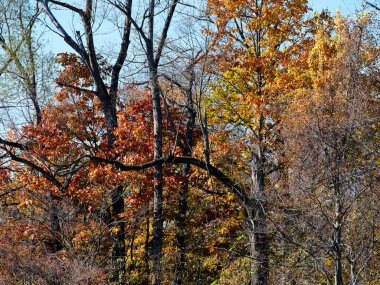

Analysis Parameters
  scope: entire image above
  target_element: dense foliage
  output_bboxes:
[0,1,379,284]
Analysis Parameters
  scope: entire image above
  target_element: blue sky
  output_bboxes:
[310,0,363,13]
[43,0,365,54]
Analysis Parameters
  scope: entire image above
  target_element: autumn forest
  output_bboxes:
[0,0,379,284]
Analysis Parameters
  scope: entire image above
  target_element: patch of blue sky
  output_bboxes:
[310,0,363,13]
[42,1,370,55]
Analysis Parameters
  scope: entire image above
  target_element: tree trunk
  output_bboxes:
[173,164,189,285]
[246,159,269,285]
[334,225,343,285]
[111,185,126,284]
[49,193,62,252]
[144,0,178,282]
[173,95,195,285]
[150,75,164,285]
[147,1,164,281]
[245,203,269,285]
[333,181,344,285]
[103,101,126,284]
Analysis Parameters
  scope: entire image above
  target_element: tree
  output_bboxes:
[0,1,379,284]
[0,82,106,284]
[38,0,132,282]
[0,0,60,259]
[282,13,380,285]
[0,0,51,125]
[205,0,309,283]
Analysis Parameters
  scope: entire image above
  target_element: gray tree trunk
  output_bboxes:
[150,71,164,285]
[246,158,269,285]
[334,180,344,285]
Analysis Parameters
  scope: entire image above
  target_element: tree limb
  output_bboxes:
[0,138,28,150]
[38,0,89,64]
[366,1,380,11]
[89,155,255,208]
[47,0,85,16]
[55,81,97,94]
[5,150,63,189]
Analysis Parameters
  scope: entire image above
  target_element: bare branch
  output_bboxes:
[48,0,85,16]
[154,0,179,67]
[89,155,254,208]
[366,1,380,11]
[55,81,97,94]
[109,0,133,101]
[38,0,89,62]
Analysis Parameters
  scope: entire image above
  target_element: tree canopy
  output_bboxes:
[0,1,379,285]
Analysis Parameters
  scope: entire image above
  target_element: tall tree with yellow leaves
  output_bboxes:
[283,13,380,285]
[205,0,310,284]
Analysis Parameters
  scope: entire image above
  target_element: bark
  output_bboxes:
[146,1,178,283]
[173,94,195,285]
[49,193,62,252]
[172,175,188,285]
[104,101,126,284]
[144,212,151,285]
[150,71,164,285]
[25,27,41,126]
[128,219,137,275]
[334,225,343,285]
[111,185,126,284]
[333,180,344,285]
[246,205,269,285]
[147,9,164,279]
[246,157,269,285]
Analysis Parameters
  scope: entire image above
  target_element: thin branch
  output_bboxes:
[38,0,89,62]
[0,184,27,198]
[55,81,97,94]
[366,1,380,11]
[154,0,179,67]
[110,1,149,44]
